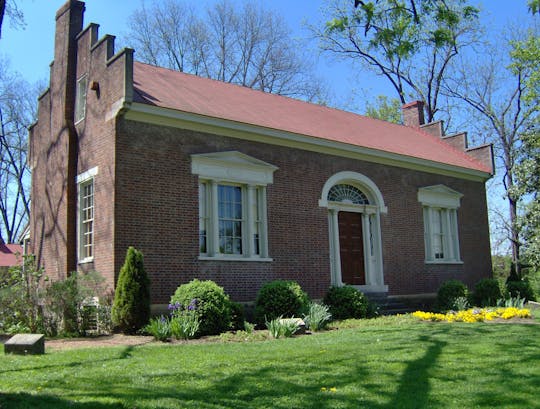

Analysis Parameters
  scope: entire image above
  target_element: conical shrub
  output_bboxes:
[112,247,150,333]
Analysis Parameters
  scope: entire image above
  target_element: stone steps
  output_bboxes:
[365,293,417,316]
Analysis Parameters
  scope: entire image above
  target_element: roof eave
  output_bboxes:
[122,102,492,183]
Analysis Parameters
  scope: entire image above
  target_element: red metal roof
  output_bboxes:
[0,243,22,267]
[132,62,490,174]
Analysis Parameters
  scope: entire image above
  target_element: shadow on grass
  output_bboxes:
[0,392,126,409]
[383,334,447,409]
[2,324,538,409]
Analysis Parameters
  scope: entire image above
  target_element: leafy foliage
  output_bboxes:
[0,256,112,336]
[303,302,332,331]
[0,255,43,333]
[365,95,403,124]
[254,280,310,325]
[315,0,480,121]
[229,301,245,331]
[435,279,468,311]
[112,247,151,334]
[145,316,171,342]
[506,279,536,302]
[265,316,300,338]
[170,311,200,340]
[170,279,231,336]
[472,278,502,307]
[323,286,369,320]
[510,33,540,276]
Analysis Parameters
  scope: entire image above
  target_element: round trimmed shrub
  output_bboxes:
[436,279,468,311]
[472,278,502,307]
[506,280,536,302]
[254,280,309,325]
[323,286,369,320]
[112,247,150,334]
[170,279,232,336]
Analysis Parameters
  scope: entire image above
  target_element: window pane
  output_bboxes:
[252,189,260,255]
[217,185,243,254]
[79,179,94,260]
[431,209,444,259]
[199,183,207,253]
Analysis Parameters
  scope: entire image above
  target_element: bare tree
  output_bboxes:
[312,0,481,122]
[126,0,327,102]
[443,30,538,273]
[0,0,25,39]
[0,58,37,243]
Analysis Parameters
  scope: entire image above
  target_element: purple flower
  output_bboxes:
[188,299,198,311]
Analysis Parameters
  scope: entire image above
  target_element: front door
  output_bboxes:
[338,211,365,285]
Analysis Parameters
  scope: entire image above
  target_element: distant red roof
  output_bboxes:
[0,243,22,267]
[132,62,491,174]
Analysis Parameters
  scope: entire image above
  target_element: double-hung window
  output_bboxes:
[192,151,277,261]
[77,166,98,263]
[418,185,462,264]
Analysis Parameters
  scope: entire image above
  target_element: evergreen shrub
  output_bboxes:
[472,278,502,307]
[111,247,150,334]
[323,286,369,320]
[254,280,309,325]
[506,279,536,302]
[436,279,468,311]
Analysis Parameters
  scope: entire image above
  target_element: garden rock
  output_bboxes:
[279,318,306,335]
[4,334,45,355]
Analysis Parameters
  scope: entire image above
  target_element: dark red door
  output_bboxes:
[338,212,365,285]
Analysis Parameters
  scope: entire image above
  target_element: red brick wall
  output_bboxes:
[29,2,85,280]
[113,119,492,303]
[30,4,131,292]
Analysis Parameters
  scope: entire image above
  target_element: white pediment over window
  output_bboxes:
[418,185,463,209]
[191,151,278,185]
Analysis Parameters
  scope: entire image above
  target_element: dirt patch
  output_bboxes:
[45,334,157,350]
[44,333,228,351]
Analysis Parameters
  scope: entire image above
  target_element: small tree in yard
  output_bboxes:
[112,247,150,334]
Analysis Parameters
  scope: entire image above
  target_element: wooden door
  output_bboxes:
[338,212,365,285]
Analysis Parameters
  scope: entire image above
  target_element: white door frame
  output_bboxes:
[319,172,388,293]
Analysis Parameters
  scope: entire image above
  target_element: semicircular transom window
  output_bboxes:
[328,184,369,205]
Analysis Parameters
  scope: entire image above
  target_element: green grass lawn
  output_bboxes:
[1,316,539,409]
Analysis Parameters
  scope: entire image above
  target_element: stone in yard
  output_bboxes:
[4,334,45,355]
[279,318,306,335]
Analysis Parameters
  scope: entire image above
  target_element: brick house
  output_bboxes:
[29,1,493,309]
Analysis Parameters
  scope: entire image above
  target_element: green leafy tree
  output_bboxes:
[314,0,480,122]
[112,247,150,334]
[365,95,402,123]
[443,29,538,273]
[512,33,540,273]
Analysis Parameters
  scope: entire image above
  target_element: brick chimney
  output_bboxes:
[402,101,425,127]
[52,0,85,274]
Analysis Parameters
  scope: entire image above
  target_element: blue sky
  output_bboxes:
[0,0,534,110]
[0,0,535,253]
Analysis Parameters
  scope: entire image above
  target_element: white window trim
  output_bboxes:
[75,74,88,124]
[77,166,98,263]
[418,185,463,264]
[192,151,277,261]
